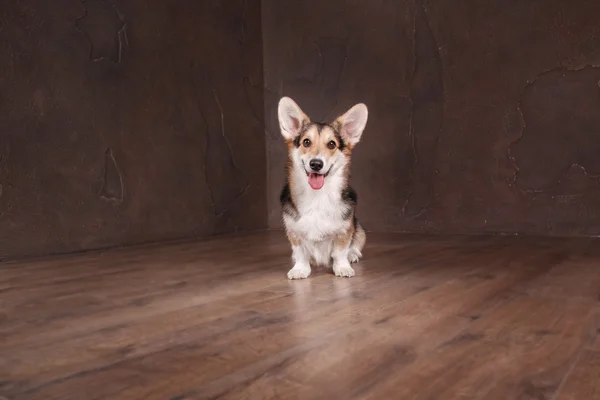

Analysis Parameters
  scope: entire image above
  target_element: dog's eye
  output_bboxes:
[327,141,336,150]
[302,138,311,147]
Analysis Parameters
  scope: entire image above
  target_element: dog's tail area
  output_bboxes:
[348,218,366,263]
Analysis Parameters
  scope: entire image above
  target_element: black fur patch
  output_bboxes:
[292,135,301,148]
[342,186,357,204]
[280,184,299,220]
[329,121,346,150]
[335,133,346,151]
[341,186,357,220]
[313,122,326,133]
[328,123,345,150]
[320,122,346,150]
[292,122,315,147]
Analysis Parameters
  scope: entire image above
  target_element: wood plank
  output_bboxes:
[0,237,448,395]
[522,253,600,303]
[11,242,561,399]
[360,296,595,400]
[588,308,600,351]
[195,253,575,399]
[1,232,598,400]
[555,350,600,400]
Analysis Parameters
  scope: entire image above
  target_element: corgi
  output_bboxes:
[277,97,368,279]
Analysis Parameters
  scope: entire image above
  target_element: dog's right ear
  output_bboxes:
[278,97,309,141]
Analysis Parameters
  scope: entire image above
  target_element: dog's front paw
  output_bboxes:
[287,264,311,280]
[333,262,355,278]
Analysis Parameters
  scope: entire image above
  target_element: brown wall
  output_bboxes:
[0,0,266,259]
[3,0,600,260]
[263,0,600,236]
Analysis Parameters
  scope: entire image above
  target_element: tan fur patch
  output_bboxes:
[352,224,366,250]
[286,230,301,246]
[286,155,296,195]
[297,125,345,163]
[334,223,355,250]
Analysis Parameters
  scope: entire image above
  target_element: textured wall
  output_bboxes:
[4,0,600,260]
[0,0,266,259]
[263,0,600,236]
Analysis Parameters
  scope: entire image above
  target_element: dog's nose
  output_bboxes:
[309,159,324,172]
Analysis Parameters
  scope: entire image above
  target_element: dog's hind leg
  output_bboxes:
[348,220,366,264]
[332,229,356,278]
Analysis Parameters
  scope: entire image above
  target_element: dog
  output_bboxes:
[277,97,368,279]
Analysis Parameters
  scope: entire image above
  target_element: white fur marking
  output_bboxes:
[348,248,362,263]
[332,245,355,277]
[333,263,356,277]
[287,243,311,280]
[285,152,351,242]
[287,264,311,279]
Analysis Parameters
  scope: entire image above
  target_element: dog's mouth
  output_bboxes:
[303,166,331,190]
[307,172,325,190]
[302,161,333,190]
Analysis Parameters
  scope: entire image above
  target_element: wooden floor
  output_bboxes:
[1,232,599,400]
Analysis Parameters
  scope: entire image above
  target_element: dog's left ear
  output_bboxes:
[335,103,368,146]
[278,97,309,141]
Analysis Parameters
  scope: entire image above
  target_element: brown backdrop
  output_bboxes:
[0,0,266,259]
[263,0,600,236]
[3,0,600,260]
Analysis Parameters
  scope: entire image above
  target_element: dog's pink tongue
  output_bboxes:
[308,173,325,190]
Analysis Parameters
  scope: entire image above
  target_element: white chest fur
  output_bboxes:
[284,174,351,243]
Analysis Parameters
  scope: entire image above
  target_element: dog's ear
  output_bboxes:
[278,97,309,141]
[335,103,368,146]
